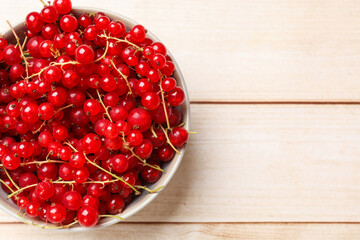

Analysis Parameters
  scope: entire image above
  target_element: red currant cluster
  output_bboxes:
[0,0,189,229]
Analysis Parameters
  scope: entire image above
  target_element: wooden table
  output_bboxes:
[0,0,359,239]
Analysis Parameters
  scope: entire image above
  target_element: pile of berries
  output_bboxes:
[0,0,188,228]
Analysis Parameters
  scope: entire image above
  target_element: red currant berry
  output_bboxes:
[111,154,129,173]
[60,15,78,32]
[141,92,161,110]
[26,12,44,33]
[168,87,185,106]
[161,77,176,92]
[141,163,162,183]
[47,203,67,223]
[77,205,99,228]
[62,190,82,210]
[127,108,152,132]
[73,167,89,184]
[75,45,95,64]
[3,45,22,65]
[82,133,101,154]
[150,54,166,69]
[130,25,146,42]
[35,180,55,200]
[53,0,72,14]
[41,6,59,23]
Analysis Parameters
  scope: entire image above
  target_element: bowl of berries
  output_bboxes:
[0,0,190,230]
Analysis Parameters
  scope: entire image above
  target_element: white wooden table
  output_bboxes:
[1,0,360,239]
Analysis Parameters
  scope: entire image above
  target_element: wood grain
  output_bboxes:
[1,104,360,223]
[1,0,360,102]
[0,223,359,239]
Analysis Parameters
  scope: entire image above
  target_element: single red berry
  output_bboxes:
[75,45,95,64]
[130,25,146,42]
[127,108,152,132]
[152,42,167,55]
[78,14,91,27]
[60,15,78,32]
[38,102,55,120]
[26,12,44,33]
[35,180,55,200]
[150,54,166,69]
[95,16,110,30]
[77,205,99,228]
[161,77,177,92]
[2,153,20,170]
[157,144,175,161]
[47,203,67,223]
[168,87,185,106]
[82,133,101,154]
[41,5,59,23]
[111,154,129,173]
[126,130,143,146]
[69,152,86,169]
[59,163,74,181]
[83,99,101,116]
[17,196,30,210]
[44,66,62,83]
[141,92,161,110]
[38,130,53,147]
[26,202,41,217]
[53,0,72,14]
[134,139,153,159]
[62,190,83,210]
[3,45,22,65]
[106,195,125,214]
[73,167,89,184]
[141,163,162,183]
[52,125,68,141]
[103,122,119,140]
[169,127,188,147]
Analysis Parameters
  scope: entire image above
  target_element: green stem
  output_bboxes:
[96,90,113,122]
[158,124,181,154]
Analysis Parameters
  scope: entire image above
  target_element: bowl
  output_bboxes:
[0,6,190,231]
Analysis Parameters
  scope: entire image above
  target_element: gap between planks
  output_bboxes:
[191,101,360,105]
[4,222,360,225]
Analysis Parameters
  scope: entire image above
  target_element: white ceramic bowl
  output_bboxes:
[0,7,190,231]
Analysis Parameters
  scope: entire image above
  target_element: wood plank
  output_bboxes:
[1,0,360,102]
[1,104,360,222]
[0,223,360,239]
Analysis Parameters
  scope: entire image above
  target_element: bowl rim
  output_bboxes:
[0,6,191,231]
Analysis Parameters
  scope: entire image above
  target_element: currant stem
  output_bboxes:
[159,74,171,129]
[150,124,158,138]
[110,60,133,95]
[32,120,46,134]
[8,183,37,198]
[55,104,74,113]
[21,36,28,50]
[94,40,109,62]
[158,124,181,154]
[127,146,164,172]
[19,211,79,229]
[6,20,29,79]
[134,185,164,194]
[3,167,20,190]
[7,179,123,198]
[102,35,143,51]
[39,0,47,7]
[120,135,164,172]
[84,90,95,99]
[99,215,124,220]
[83,154,140,194]
[96,89,113,122]
[0,178,14,193]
